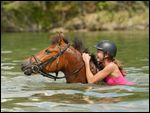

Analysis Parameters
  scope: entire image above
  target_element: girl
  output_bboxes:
[82,40,134,85]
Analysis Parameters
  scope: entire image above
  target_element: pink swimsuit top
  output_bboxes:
[104,73,134,85]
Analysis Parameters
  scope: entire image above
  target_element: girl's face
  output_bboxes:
[96,49,104,62]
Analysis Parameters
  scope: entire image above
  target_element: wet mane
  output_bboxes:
[72,37,88,53]
[72,37,102,70]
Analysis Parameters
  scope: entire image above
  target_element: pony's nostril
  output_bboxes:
[21,60,33,75]
[21,63,27,71]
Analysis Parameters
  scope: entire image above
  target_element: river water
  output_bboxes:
[1,31,149,112]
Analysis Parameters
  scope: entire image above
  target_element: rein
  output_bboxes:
[30,43,84,81]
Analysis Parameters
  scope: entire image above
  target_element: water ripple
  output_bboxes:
[2,50,12,54]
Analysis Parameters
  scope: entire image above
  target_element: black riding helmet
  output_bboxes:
[94,40,117,58]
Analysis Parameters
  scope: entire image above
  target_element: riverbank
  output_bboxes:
[1,1,149,32]
[50,10,149,33]
[2,10,149,33]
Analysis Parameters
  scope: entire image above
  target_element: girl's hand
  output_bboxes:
[82,53,91,64]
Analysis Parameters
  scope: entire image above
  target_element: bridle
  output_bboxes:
[29,43,84,81]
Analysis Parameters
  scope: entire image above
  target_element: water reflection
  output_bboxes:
[1,73,149,111]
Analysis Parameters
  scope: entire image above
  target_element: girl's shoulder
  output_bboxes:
[106,62,121,77]
[107,62,118,68]
[105,62,117,71]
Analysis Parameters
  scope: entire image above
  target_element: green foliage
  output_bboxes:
[97,1,116,11]
[1,1,149,32]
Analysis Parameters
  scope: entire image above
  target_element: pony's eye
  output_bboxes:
[45,49,51,54]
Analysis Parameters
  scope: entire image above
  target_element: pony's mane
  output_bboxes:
[72,37,102,70]
[72,37,88,53]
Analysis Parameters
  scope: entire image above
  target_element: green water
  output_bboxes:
[1,31,149,112]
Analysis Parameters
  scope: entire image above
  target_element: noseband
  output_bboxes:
[30,43,84,81]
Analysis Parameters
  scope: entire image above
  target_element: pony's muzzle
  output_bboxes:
[21,61,30,71]
[24,69,32,76]
[21,61,33,76]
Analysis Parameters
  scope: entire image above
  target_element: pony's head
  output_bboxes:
[21,32,70,75]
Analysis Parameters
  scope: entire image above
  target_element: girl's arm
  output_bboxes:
[85,62,114,83]
[82,53,114,83]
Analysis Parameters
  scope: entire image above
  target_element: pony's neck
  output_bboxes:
[62,47,87,83]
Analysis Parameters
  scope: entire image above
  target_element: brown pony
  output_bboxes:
[21,32,100,83]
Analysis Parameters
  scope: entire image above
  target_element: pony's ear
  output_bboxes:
[57,31,65,45]
[51,32,69,45]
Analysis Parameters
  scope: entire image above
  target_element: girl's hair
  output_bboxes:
[105,51,126,76]
[113,58,126,76]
